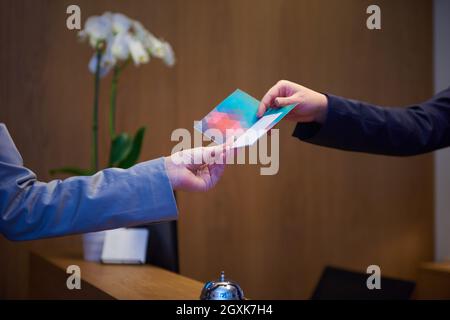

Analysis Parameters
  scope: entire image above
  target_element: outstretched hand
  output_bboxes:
[257,80,329,124]
[164,145,230,192]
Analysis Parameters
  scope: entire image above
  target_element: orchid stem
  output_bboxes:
[109,66,120,140]
[92,48,102,172]
[109,60,129,141]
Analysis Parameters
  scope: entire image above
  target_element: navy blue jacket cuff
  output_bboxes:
[292,94,346,144]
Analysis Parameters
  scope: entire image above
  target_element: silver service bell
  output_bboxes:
[200,271,244,300]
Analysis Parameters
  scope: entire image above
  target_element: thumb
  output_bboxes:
[274,96,298,107]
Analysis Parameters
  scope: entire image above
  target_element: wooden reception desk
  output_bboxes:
[29,250,203,299]
[415,261,450,299]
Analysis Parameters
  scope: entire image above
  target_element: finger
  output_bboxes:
[223,145,237,163]
[202,144,226,164]
[188,170,211,192]
[274,96,298,107]
[224,135,239,149]
[208,163,225,188]
[191,165,214,191]
[183,147,203,170]
[257,82,284,117]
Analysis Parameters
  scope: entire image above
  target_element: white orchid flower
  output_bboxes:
[128,37,149,65]
[81,12,175,71]
[101,11,113,21]
[145,33,164,58]
[77,29,88,42]
[88,36,116,77]
[143,33,175,66]
[89,54,112,77]
[82,15,112,48]
[129,20,175,66]
[132,21,148,40]
[132,22,161,53]
[162,42,175,67]
[103,36,117,66]
[111,32,130,61]
[112,13,132,34]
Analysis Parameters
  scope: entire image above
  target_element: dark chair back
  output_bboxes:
[145,221,179,273]
[311,266,415,300]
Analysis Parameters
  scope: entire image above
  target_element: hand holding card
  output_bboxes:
[194,89,295,148]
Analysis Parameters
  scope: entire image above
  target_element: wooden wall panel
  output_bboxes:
[0,0,180,298]
[175,0,433,299]
[0,0,433,299]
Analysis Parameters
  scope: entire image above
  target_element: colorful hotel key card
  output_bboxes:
[194,89,296,148]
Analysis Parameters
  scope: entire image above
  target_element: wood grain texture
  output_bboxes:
[0,0,179,298]
[0,0,433,299]
[175,0,434,299]
[29,250,203,299]
[416,262,450,299]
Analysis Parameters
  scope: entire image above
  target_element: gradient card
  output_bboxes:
[194,89,296,147]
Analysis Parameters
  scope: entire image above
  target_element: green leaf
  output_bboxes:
[109,132,133,167]
[49,167,94,177]
[118,126,146,169]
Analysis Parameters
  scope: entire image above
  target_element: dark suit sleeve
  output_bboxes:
[292,87,450,156]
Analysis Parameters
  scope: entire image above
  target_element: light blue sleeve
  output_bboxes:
[0,123,178,241]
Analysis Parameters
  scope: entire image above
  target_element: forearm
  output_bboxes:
[293,93,450,156]
[0,158,177,241]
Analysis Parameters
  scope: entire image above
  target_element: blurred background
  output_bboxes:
[0,0,448,299]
